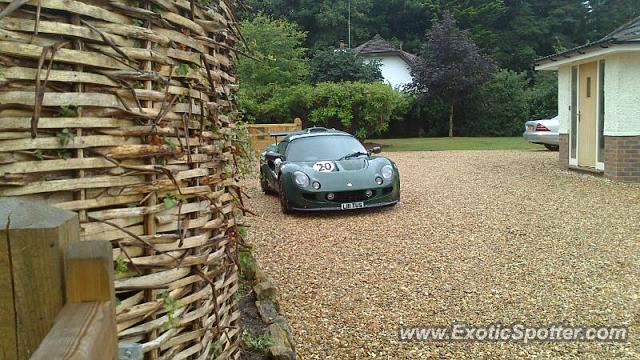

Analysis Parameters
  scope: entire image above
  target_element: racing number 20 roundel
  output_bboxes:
[313,161,335,172]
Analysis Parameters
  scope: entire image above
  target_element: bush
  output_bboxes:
[309,82,410,140]
[388,98,450,137]
[461,70,530,137]
[239,82,410,140]
[527,71,558,120]
[308,48,382,84]
[237,84,313,124]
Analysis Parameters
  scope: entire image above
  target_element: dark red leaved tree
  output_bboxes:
[409,11,496,137]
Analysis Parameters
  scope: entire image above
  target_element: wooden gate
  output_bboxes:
[246,119,303,153]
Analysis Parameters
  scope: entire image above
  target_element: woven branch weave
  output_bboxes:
[0,0,243,358]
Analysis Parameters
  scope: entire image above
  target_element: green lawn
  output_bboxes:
[368,137,543,152]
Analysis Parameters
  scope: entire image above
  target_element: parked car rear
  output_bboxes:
[523,116,560,151]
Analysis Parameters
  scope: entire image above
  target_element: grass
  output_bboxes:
[242,330,274,352]
[368,137,542,152]
[239,248,257,281]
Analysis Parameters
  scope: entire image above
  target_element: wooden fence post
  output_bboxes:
[31,240,117,360]
[0,198,79,359]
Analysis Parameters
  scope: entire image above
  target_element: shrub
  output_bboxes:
[239,82,410,140]
[239,248,258,281]
[527,71,558,120]
[390,98,450,137]
[307,82,410,140]
[309,48,382,84]
[237,84,313,124]
[461,70,530,137]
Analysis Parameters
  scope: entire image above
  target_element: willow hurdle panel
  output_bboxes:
[0,0,244,358]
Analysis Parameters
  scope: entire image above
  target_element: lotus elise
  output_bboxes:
[259,128,400,213]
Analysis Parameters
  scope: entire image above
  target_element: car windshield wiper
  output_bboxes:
[338,151,368,161]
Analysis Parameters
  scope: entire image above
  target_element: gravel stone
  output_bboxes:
[245,151,640,359]
[256,300,279,324]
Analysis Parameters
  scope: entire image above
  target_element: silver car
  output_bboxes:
[523,116,559,151]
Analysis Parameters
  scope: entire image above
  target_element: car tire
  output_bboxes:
[544,144,559,151]
[279,180,292,214]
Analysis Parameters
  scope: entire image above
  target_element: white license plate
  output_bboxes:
[341,202,365,210]
[527,125,535,132]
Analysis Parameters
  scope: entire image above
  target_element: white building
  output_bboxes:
[535,16,640,182]
[354,35,418,90]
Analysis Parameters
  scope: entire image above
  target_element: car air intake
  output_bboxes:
[331,190,373,202]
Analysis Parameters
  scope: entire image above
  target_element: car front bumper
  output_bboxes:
[523,131,559,145]
[284,174,401,212]
[291,200,399,212]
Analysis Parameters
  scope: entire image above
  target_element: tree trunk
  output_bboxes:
[448,102,454,137]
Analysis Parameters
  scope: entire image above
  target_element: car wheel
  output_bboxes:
[544,144,559,151]
[279,180,292,214]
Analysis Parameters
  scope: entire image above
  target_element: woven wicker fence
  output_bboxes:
[0,0,244,358]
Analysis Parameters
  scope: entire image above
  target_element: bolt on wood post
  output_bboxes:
[0,198,79,359]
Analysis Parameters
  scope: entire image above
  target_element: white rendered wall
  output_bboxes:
[363,54,413,90]
[603,53,640,136]
[557,66,571,134]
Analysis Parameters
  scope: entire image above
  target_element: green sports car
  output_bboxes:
[259,128,400,213]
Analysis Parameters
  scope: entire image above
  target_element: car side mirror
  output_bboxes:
[368,146,382,154]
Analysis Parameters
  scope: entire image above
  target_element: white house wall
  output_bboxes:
[557,66,571,134]
[604,53,640,136]
[363,54,413,90]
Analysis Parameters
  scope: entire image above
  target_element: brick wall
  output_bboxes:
[605,136,640,183]
[559,134,569,170]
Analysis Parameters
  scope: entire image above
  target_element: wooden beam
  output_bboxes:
[31,241,117,360]
[30,302,116,360]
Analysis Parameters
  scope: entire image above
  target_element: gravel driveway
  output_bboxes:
[245,151,640,359]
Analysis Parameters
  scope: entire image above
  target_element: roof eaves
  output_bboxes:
[534,38,613,64]
[535,15,640,65]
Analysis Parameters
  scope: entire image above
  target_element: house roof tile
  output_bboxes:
[354,34,419,65]
[604,15,640,42]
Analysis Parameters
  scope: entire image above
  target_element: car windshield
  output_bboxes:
[286,135,367,162]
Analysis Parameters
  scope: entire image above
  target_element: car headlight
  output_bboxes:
[381,165,393,180]
[293,171,310,187]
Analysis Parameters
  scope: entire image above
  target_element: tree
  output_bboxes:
[462,70,530,136]
[586,0,640,42]
[309,48,382,83]
[237,14,309,90]
[240,0,375,50]
[409,11,496,137]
